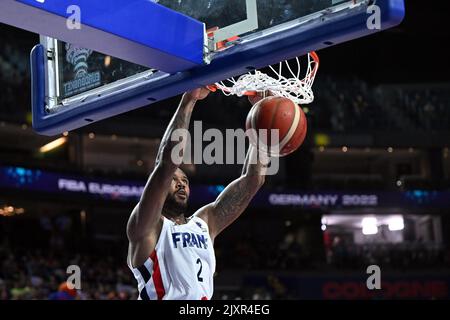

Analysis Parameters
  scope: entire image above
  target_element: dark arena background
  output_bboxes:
[1,0,450,302]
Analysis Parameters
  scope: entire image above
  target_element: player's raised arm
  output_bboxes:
[127,88,210,243]
[197,145,268,240]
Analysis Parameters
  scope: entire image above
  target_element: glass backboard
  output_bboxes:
[157,0,365,52]
[40,37,153,114]
[158,0,345,34]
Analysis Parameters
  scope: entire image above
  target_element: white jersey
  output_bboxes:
[129,216,216,300]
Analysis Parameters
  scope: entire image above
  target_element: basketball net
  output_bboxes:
[211,52,319,105]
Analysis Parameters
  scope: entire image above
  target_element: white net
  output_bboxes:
[215,52,319,105]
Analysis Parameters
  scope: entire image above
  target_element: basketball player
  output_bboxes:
[127,87,269,300]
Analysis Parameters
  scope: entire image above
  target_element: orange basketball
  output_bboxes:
[246,96,307,157]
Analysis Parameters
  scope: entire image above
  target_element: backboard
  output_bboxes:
[28,0,405,135]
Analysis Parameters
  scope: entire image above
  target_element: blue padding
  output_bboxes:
[31,0,405,136]
[1,0,204,72]
[30,44,46,131]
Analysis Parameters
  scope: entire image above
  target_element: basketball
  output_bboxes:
[246,96,307,157]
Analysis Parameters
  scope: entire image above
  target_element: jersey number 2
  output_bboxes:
[196,258,204,282]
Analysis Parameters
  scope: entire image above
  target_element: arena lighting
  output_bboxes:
[104,55,112,67]
[388,216,404,231]
[321,217,327,231]
[362,217,378,235]
[80,210,87,223]
[314,133,330,147]
[0,205,25,217]
[39,137,67,153]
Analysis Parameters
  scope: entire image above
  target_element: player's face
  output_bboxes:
[169,169,190,206]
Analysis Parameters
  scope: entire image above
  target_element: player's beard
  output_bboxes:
[163,192,188,217]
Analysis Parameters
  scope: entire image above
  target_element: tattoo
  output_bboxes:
[212,147,266,232]
[156,96,194,166]
[214,178,253,228]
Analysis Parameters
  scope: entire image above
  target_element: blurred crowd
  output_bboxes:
[313,76,391,132]
[390,86,450,132]
[0,43,28,85]
[0,243,137,300]
[312,76,450,133]
[1,226,450,300]
[217,233,319,271]
[0,39,31,123]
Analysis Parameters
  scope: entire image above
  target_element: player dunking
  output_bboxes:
[127,88,269,300]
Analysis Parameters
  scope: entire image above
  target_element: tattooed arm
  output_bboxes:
[197,146,269,240]
[127,88,209,266]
